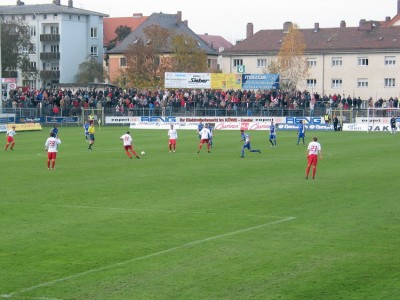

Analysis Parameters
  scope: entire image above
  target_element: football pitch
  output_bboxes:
[1,126,399,299]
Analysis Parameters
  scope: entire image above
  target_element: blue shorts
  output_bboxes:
[242,142,251,150]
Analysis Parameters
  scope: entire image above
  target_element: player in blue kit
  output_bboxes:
[240,130,261,158]
[83,121,90,141]
[197,120,204,139]
[269,120,276,147]
[297,120,305,145]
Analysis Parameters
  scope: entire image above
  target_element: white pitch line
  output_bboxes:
[1,216,295,299]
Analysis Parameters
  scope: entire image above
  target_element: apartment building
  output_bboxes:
[221,1,400,100]
[0,0,107,89]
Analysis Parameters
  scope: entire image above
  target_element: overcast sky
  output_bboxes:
[2,0,398,43]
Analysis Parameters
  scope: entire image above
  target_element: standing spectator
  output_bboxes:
[45,131,61,170]
[268,120,277,147]
[297,120,306,145]
[240,130,261,158]
[197,124,211,154]
[390,116,397,134]
[88,121,95,151]
[305,136,323,180]
[168,124,178,153]
[5,125,17,151]
[120,131,140,159]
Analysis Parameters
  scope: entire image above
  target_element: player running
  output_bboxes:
[240,130,261,158]
[5,125,17,151]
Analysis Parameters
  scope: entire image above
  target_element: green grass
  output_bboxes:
[1,126,400,299]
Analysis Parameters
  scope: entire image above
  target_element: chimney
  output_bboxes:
[340,20,346,28]
[398,0,400,14]
[68,0,73,8]
[283,21,292,33]
[176,11,182,23]
[16,0,24,5]
[183,20,188,26]
[246,23,253,38]
[132,13,143,18]
[314,23,319,32]
[385,16,391,22]
[359,19,373,31]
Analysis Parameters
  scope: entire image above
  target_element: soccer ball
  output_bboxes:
[141,151,145,155]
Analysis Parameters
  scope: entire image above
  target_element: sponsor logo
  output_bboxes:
[140,116,177,122]
[286,117,322,124]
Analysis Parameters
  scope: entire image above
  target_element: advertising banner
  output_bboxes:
[165,72,211,89]
[241,74,279,90]
[210,73,242,90]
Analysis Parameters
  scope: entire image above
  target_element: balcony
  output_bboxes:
[40,52,60,60]
[40,70,60,79]
[40,34,60,42]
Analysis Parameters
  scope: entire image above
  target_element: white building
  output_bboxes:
[0,0,108,89]
[221,1,400,100]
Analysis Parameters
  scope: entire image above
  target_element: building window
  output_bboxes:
[384,78,395,87]
[306,79,316,88]
[257,59,267,68]
[233,59,243,67]
[51,45,59,53]
[32,14,36,20]
[357,78,368,88]
[43,14,47,20]
[21,46,28,54]
[91,27,98,38]
[30,26,36,37]
[385,56,396,66]
[332,79,342,88]
[91,46,98,57]
[207,59,211,68]
[50,26,59,34]
[358,57,369,66]
[307,59,317,67]
[332,57,342,67]
[120,57,127,67]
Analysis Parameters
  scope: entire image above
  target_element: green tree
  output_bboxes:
[170,34,208,72]
[107,25,132,50]
[75,57,104,84]
[266,23,308,92]
[1,19,36,80]
[123,25,172,89]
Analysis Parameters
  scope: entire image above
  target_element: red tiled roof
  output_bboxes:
[225,23,400,55]
[104,16,148,47]
[198,34,233,52]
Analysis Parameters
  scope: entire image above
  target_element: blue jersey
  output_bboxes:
[84,123,90,133]
[298,123,305,137]
[51,127,59,137]
[269,124,276,138]
[198,123,204,132]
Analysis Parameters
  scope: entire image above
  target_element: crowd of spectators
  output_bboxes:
[2,86,399,117]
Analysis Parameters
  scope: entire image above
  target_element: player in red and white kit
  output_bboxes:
[197,124,211,154]
[168,124,178,153]
[5,125,17,151]
[120,131,139,159]
[45,131,61,170]
[305,136,323,180]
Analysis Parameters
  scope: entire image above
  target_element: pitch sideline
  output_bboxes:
[1,216,296,299]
